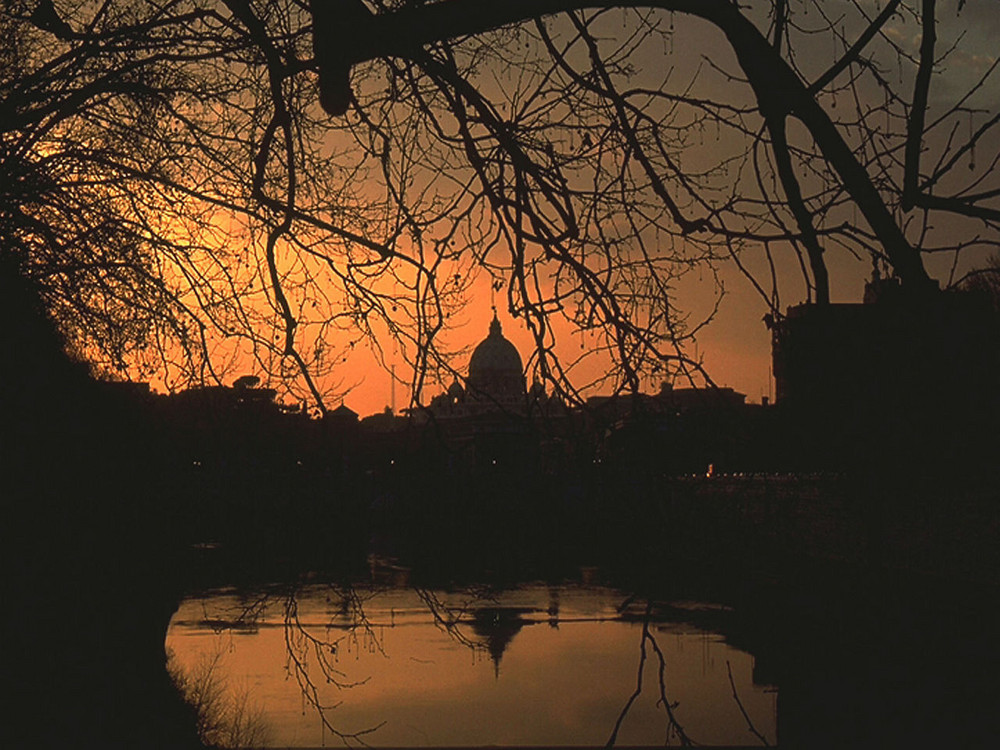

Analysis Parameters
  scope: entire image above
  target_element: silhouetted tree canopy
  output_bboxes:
[958,253,1000,315]
[2,0,997,409]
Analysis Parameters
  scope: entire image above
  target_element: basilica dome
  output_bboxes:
[470,314,522,376]
[466,312,526,407]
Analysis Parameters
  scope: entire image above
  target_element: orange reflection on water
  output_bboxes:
[167,585,775,747]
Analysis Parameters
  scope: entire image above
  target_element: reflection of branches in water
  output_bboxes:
[609,601,772,748]
[414,586,496,652]
[197,583,771,747]
[607,601,694,748]
[726,660,770,747]
[280,585,387,746]
[196,583,393,745]
[320,584,389,660]
[230,592,271,631]
[278,582,516,744]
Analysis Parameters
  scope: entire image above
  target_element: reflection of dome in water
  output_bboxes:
[470,607,530,677]
[467,312,526,406]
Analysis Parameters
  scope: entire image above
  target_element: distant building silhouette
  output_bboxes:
[424,310,528,418]
[410,311,541,470]
[326,402,359,425]
[407,312,763,474]
[769,272,1000,469]
[466,312,527,410]
[585,382,752,474]
[772,273,998,415]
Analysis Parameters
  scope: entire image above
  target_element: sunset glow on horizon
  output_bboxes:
[44,0,991,419]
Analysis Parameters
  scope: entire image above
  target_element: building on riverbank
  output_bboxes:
[768,272,1000,471]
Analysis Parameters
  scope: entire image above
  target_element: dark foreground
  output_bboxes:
[4,259,998,749]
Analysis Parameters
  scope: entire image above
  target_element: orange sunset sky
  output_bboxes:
[121,3,997,419]
[321,5,999,418]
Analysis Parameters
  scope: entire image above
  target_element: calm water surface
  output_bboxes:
[166,574,775,747]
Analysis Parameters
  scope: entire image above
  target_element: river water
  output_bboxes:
[166,568,775,747]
